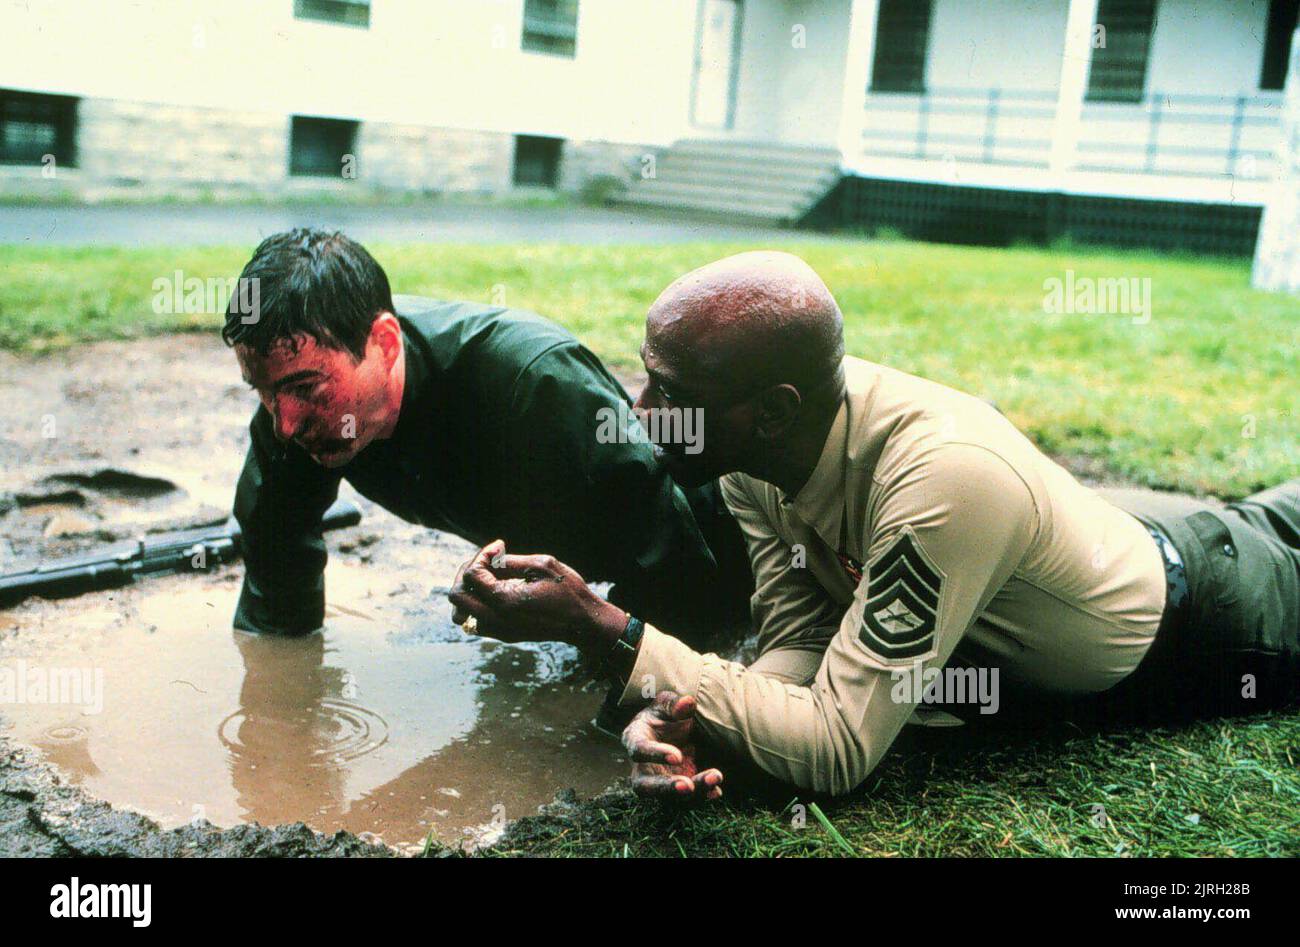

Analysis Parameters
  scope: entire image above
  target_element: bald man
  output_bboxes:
[448,252,1300,799]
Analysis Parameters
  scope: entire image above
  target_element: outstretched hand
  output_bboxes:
[448,539,625,649]
[623,691,723,802]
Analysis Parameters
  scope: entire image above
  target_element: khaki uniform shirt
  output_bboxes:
[618,356,1166,795]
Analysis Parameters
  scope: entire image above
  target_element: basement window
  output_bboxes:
[0,89,77,167]
[513,135,563,188]
[1260,0,1299,90]
[294,0,370,29]
[522,0,579,58]
[289,116,359,178]
[870,0,934,94]
[1086,0,1158,103]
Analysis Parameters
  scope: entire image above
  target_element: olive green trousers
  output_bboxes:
[1102,479,1300,719]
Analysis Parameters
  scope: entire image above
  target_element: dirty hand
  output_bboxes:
[623,691,723,802]
[448,539,626,650]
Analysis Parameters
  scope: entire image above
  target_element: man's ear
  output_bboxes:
[369,312,402,367]
[753,384,802,441]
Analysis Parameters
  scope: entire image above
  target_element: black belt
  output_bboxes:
[1104,522,1194,703]
[1146,523,1190,616]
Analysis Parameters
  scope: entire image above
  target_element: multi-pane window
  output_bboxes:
[522,0,579,58]
[1260,0,1299,90]
[289,116,359,178]
[294,0,370,29]
[513,135,563,188]
[1086,0,1158,103]
[0,89,77,166]
[869,0,934,93]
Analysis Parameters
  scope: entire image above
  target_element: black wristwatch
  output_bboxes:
[601,612,645,682]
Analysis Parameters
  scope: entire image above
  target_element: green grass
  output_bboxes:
[489,712,1299,857]
[2,235,1297,858]
[2,238,1295,497]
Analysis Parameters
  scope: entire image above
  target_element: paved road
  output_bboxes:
[0,201,843,246]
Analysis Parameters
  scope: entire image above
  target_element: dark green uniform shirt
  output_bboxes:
[232,295,746,639]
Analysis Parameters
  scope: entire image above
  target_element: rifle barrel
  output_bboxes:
[0,497,363,607]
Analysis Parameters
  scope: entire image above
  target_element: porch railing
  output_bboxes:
[860,87,1284,180]
[1076,92,1283,179]
[862,87,1058,168]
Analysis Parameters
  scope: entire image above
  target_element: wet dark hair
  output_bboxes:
[221,228,394,361]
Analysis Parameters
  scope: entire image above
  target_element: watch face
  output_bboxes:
[600,618,643,687]
[624,617,646,646]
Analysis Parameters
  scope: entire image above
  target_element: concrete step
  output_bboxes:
[616,189,806,222]
[613,138,842,223]
[637,169,832,200]
[648,157,838,188]
[626,178,819,211]
[671,139,841,162]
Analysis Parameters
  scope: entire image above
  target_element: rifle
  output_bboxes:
[0,498,363,607]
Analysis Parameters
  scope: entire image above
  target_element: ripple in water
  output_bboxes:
[218,698,390,765]
[43,724,87,743]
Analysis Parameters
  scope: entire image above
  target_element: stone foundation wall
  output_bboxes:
[0,96,648,201]
[0,98,290,200]
[558,139,654,196]
[357,122,513,194]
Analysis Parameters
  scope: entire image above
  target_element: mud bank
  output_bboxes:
[0,740,394,857]
[1,729,645,857]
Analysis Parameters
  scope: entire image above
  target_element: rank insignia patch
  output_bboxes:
[858,530,944,663]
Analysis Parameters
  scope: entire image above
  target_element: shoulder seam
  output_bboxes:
[879,440,1042,541]
[507,338,584,406]
[950,440,1042,544]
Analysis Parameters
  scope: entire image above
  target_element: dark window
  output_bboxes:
[289,116,359,177]
[1260,0,1299,90]
[522,0,579,57]
[294,0,370,29]
[1086,0,1158,103]
[0,89,77,166]
[870,0,933,93]
[513,135,563,188]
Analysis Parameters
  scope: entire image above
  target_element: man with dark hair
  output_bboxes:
[224,228,750,646]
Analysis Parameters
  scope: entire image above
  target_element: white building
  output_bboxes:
[0,0,1295,253]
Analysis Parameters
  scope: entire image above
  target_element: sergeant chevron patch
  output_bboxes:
[858,530,944,664]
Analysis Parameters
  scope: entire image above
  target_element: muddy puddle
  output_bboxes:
[0,558,627,850]
[0,335,630,853]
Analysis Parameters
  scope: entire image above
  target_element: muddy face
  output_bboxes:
[235,329,396,469]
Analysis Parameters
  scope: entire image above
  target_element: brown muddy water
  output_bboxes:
[0,336,630,853]
[0,563,626,850]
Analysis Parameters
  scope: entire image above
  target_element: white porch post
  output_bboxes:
[835,0,881,165]
[1048,0,1099,183]
[1252,29,1300,293]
